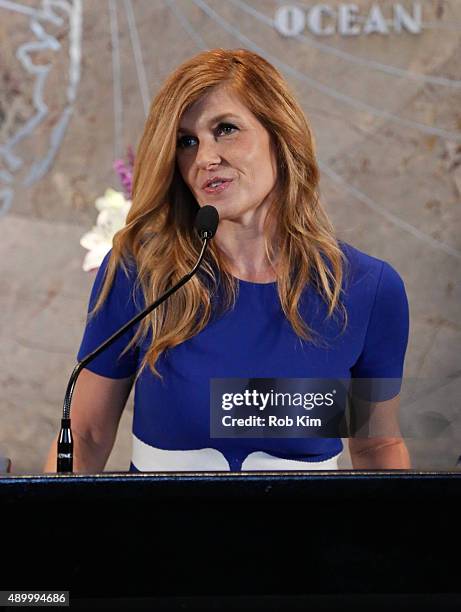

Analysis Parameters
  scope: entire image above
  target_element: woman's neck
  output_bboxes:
[214,222,278,283]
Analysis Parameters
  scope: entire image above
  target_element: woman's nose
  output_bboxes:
[195,138,221,169]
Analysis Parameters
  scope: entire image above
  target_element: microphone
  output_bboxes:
[195,205,219,239]
[57,205,220,473]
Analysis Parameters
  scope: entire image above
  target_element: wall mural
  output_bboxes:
[1,0,460,258]
[0,0,82,215]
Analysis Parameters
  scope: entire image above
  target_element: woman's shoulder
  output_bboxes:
[339,239,384,272]
[98,247,138,281]
[93,247,143,307]
[338,240,405,295]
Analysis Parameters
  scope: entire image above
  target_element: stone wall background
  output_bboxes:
[0,0,460,473]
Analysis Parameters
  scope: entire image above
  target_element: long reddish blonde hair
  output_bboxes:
[89,48,348,381]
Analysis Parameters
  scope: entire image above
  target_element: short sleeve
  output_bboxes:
[350,261,409,401]
[77,249,140,378]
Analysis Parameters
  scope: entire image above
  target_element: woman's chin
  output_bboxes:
[201,200,231,216]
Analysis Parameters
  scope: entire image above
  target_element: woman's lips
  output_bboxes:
[202,180,233,194]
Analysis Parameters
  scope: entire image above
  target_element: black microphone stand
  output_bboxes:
[57,234,212,473]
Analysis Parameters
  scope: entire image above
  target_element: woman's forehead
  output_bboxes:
[179,92,261,134]
[181,87,249,121]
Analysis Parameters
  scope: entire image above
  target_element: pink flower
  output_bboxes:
[113,145,134,199]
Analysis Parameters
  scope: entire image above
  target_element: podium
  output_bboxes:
[1,471,460,610]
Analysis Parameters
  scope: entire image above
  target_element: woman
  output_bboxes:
[44,48,410,473]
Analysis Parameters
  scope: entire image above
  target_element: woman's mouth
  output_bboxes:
[202,180,234,194]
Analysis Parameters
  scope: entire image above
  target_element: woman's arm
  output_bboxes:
[348,437,411,469]
[43,368,135,473]
[347,394,411,469]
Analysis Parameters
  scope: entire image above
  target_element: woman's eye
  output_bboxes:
[216,122,237,136]
[177,123,237,149]
[177,135,196,149]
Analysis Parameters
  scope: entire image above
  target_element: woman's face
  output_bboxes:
[175,85,278,223]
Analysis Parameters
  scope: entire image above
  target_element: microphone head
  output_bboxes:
[195,205,219,239]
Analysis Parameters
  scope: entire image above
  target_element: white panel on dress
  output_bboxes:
[241,451,341,471]
[132,434,341,472]
[132,434,230,471]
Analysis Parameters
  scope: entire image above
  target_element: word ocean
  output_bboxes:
[275,2,422,37]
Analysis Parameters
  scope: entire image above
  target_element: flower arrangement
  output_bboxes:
[80,147,134,271]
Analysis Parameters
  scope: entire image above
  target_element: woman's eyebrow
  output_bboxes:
[178,113,241,133]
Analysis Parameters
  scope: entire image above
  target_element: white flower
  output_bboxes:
[80,188,131,271]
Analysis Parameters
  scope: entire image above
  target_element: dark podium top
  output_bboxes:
[1,471,460,610]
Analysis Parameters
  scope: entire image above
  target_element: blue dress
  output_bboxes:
[77,241,409,471]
